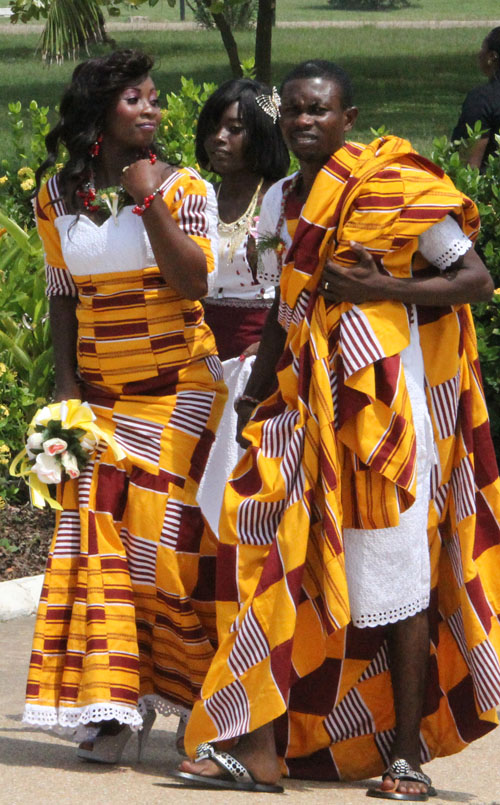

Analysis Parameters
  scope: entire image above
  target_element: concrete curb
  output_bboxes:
[0,574,43,621]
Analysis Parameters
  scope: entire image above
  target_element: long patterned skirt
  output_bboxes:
[23,360,226,736]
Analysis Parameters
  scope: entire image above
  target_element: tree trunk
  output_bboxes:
[209,6,243,77]
[254,0,274,84]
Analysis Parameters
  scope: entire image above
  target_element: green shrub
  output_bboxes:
[157,77,217,170]
[430,125,500,450]
[0,211,52,503]
[0,100,52,228]
[328,0,410,8]
[186,0,257,30]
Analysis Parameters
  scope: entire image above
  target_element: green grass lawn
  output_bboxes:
[0,24,489,162]
[0,0,499,26]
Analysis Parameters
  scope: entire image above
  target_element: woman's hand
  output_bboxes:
[240,340,260,359]
[320,241,386,304]
[121,159,169,203]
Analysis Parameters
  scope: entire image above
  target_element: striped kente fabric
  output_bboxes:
[185,137,500,779]
[24,170,227,732]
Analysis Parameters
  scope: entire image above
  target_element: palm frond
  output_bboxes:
[40,0,108,64]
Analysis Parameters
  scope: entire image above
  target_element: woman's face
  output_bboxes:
[203,101,248,175]
[279,77,357,167]
[104,75,161,151]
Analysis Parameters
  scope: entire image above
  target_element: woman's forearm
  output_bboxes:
[49,295,80,399]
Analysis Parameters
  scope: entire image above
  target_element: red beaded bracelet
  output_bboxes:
[132,186,163,216]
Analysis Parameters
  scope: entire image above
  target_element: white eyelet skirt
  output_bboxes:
[343,311,435,628]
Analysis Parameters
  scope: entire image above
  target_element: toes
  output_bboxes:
[178,758,218,777]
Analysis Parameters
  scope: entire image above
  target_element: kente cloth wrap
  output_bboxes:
[24,170,227,734]
[185,137,500,779]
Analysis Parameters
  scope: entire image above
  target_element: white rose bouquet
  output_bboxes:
[10,399,125,509]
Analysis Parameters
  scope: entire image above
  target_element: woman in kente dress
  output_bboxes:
[23,49,226,764]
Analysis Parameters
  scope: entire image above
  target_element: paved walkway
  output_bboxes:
[1,19,500,34]
[1,616,499,805]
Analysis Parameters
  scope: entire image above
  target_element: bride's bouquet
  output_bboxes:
[10,399,125,509]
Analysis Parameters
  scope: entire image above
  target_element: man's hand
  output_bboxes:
[320,241,386,304]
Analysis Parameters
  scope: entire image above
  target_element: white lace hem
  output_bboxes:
[352,593,430,628]
[22,695,190,740]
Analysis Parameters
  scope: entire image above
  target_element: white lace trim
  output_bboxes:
[139,694,190,723]
[418,215,472,270]
[352,593,430,628]
[22,695,191,740]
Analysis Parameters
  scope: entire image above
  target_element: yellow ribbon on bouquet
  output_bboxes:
[10,399,126,510]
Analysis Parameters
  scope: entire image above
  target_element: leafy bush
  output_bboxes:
[430,124,500,449]
[328,0,410,8]
[0,100,52,228]
[0,213,52,504]
[186,0,257,30]
[157,77,217,169]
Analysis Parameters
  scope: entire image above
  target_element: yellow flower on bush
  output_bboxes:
[17,166,34,179]
[0,495,5,510]
[0,404,9,418]
[0,176,8,186]
[21,178,35,192]
[0,363,6,377]
[0,443,10,466]
[494,288,500,295]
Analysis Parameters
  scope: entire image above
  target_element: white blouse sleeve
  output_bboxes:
[256,177,293,287]
[418,215,472,271]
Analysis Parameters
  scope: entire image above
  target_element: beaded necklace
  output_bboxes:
[217,178,264,263]
[77,151,157,224]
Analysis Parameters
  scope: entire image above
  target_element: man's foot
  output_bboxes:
[179,741,280,786]
[367,759,436,800]
[179,723,281,788]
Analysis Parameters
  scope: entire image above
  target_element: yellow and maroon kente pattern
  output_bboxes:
[24,170,227,732]
[185,137,500,779]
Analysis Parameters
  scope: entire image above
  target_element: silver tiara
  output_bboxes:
[255,87,281,123]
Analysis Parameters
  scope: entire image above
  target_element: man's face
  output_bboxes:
[279,77,357,166]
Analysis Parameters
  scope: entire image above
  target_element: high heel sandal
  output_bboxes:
[77,710,156,764]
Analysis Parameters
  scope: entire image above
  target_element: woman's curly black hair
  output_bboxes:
[195,78,290,182]
[36,49,156,203]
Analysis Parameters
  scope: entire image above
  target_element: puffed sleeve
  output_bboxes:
[164,168,219,295]
[35,178,77,297]
[418,215,472,271]
[256,177,292,287]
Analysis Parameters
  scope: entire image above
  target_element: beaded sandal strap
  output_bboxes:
[195,742,254,783]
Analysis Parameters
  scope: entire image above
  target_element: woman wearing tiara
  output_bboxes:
[195,79,289,536]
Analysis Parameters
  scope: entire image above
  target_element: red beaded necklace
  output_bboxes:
[77,150,157,214]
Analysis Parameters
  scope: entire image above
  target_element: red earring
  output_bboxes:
[90,134,103,158]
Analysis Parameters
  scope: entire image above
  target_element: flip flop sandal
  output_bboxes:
[170,741,284,793]
[367,759,437,801]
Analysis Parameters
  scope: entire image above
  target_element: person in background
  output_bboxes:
[453,26,500,169]
[174,60,500,799]
[195,79,289,537]
[23,49,226,764]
